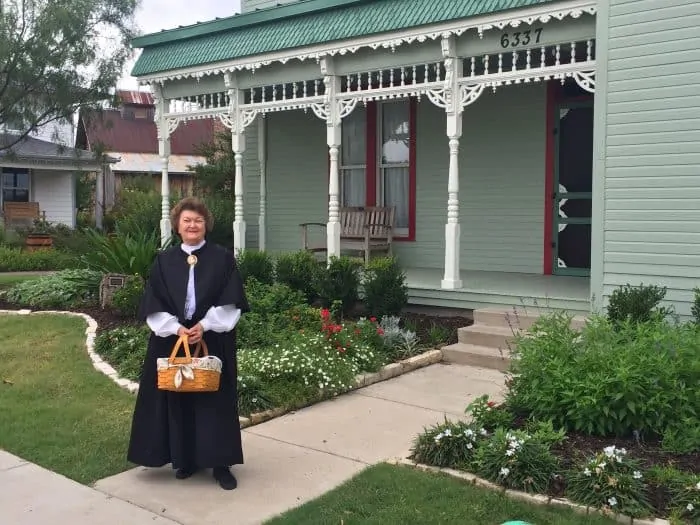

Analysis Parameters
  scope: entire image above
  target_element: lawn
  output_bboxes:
[0,314,135,484]
[265,463,617,525]
[0,273,42,290]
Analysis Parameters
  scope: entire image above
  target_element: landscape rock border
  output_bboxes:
[1,309,444,430]
[391,458,671,525]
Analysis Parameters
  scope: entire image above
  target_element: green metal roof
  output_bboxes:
[131,0,558,77]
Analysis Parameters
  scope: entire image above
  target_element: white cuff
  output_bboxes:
[200,305,242,333]
[146,312,182,337]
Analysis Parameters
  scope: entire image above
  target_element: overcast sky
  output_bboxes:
[118,0,243,89]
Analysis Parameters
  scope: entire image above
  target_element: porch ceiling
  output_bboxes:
[131,0,560,77]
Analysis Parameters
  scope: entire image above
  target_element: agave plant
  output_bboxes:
[80,225,167,278]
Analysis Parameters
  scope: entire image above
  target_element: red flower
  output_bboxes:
[321,309,331,321]
[376,328,384,335]
[487,401,496,408]
[370,316,377,323]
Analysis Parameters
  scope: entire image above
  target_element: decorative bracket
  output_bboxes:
[460,84,486,108]
[219,109,259,132]
[572,70,595,93]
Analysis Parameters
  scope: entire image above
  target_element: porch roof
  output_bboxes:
[131,0,558,76]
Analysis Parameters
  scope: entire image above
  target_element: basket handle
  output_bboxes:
[169,335,193,362]
[192,339,209,358]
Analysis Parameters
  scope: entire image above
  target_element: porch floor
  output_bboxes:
[404,267,590,315]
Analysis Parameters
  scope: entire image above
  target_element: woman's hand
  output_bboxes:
[187,323,204,344]
[177,326,189,338]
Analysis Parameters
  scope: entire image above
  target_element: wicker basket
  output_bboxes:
[156,335,222,392]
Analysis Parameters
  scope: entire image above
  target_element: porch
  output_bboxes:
[404,267,590,314]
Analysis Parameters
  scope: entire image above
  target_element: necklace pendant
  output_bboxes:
[187,254,198,266]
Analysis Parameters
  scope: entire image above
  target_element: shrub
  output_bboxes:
[606,283,670,324]
[661,417,700,454]
[81,226,162,278]
[667,476,700,523]
[2,269,102,308]
[236,249,274,285]
[410,419,489,468]
[94,325,150,381]
[107,186,172,237]
[0,246,76,271]
[566,445,651,518]
[316,256,362,315]
[111,276,145,318]
[473,427,560,494]
[275,250,322,302]
[507,313,700,438]
[377,315,421,360]
[319,309,387,372]
[692,287,700,324]
[237,374,276,416]
[362,256,408,318]
[465,394,514,432]
[200,195,235,249]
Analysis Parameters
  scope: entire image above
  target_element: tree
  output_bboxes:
[0,0,137,152]
[190,129,236,196]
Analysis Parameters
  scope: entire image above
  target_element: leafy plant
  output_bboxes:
[566,445,652,519]
[473,428,560,494]
[236,249,274,285]
[316,256,362,315]
[81,226,163,278]
[661,417,700,454]
[275,250,322,302]
[237,374,276,416]
[606,283,671,325]
[0,246,76,271]
[692,287,700,325]
[377,315,421,360]
[362,256,408,318]
[410,419,489,468]
[465,394,514,432]
[506,313,700,438]
[3,269,101,308]
[94,325,150,382]
[667,476,700,523]
[110,276,145,319]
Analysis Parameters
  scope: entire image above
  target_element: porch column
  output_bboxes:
[153,84,172,248]
[224,72,247,254]
[232,131,246,253]
[441,37,463,289]
[322,58,341,262]
[258,115,267,251]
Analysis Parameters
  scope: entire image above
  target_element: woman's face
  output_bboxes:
[178,209,206,245]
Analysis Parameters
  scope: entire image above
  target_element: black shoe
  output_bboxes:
[213,466,237,490]
[175,466,198,479]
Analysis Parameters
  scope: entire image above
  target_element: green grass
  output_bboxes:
[265,463,618,525]
[0,314,136,484]
[0,274,42,290]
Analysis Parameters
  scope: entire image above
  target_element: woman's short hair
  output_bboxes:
[170,197,214,233]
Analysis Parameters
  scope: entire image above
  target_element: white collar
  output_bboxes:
[181,239,206,255]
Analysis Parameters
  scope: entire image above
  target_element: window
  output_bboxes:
[339,98,416,239]
[1,168,30,203]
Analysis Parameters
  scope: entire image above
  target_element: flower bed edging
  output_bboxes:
[391,457,671,525]
[241,349,444,428]
[0,309,444,431]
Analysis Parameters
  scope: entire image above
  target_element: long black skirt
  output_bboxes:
[126,331,244,469]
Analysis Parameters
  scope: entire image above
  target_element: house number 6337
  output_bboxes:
[500,28,543,48]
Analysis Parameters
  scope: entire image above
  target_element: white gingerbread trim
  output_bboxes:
[136,0,596,84]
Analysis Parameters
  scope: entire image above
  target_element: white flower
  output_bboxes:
[466,443,473,449]
[695,481,700,490]
[686,503,694,512]
[505,449,515,457]
[633,471,642,480]
[443,428,452,437]
[583,468,591,477]
[608,497,617,507]
[499,467,510,477]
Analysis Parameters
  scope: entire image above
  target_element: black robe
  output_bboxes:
[127,241,250,470]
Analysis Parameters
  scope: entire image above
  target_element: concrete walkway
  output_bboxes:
[2,363,505,525]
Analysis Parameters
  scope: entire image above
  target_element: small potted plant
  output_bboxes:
[25,217,54,251]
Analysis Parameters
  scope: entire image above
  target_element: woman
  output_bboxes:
[127,197,250,490]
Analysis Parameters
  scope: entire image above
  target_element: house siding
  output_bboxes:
[595,0,700,318]
[243,117,261,249]
[32,170,76,227]
[262,83,547,273]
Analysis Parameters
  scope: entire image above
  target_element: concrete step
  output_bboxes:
[457,323,519,349]
[442,342,511,372]
[474,307,588,331]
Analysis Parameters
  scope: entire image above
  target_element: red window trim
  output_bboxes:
[364,98,417,242]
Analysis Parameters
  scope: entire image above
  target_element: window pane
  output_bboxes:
[341,106,366,166]
[2,189,29,202]
[381,101,409,165]
[341,168,365,207]
[382,166,409,229]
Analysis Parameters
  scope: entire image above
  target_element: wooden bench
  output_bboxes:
[300,206,395,264]
[2,202,43,229]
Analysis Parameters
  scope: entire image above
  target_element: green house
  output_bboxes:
[130,0,700,319]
